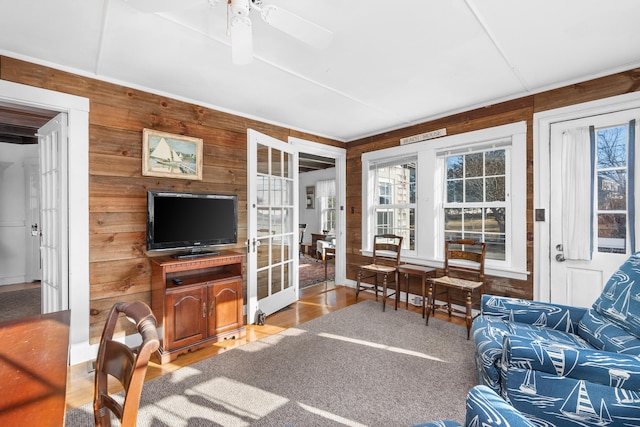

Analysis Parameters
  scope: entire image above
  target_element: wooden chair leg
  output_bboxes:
[382,274,387,312]
[465,290,472,340]
[426,281,433,326]
[356,269,362,302]
[374,275,379,301]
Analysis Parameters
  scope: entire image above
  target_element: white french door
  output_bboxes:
[38,113,69,313]
[247,129,299,322]
[549,109,640,307]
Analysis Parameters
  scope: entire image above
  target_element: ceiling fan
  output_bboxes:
[124,0,332,65]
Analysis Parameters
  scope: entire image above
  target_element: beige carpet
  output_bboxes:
[66,300,476,426]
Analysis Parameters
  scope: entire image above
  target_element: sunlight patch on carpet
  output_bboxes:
[297,402,368,427]
[148,377,289,426]
[237,327,307,353]
[317,332,448,362]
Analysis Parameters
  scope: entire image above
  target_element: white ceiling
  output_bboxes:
[1,0,639,142]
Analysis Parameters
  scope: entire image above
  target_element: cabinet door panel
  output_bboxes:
[209,279,242,335]
[166,287,207,349]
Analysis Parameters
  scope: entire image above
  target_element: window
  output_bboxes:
[596,124,633,253]
[361,122,527,279]
[443,149,507,260]
[316,179,336,233]
[323,195,336,232]
[371,159,416,250]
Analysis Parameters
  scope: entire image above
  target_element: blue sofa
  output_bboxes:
[413,385,535,427]
[471,253,640,426]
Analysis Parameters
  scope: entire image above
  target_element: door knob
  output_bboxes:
[556,253,566,262]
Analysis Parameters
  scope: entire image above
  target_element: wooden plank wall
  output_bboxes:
[2,55,640,340]
[346,68,640,300]
[0,56,342,343]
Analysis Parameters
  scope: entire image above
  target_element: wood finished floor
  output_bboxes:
[64,281,466,411]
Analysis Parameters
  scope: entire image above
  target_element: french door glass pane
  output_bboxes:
[257,145,269,175]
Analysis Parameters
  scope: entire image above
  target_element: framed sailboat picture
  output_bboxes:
[142,129,203,180]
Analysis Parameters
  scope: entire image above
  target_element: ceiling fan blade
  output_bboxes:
[260,5,332,49]
[123,0,203,13]
[230,16,253,65]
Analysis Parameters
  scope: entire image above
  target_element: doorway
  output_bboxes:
[0,80,91,365]
[534,91,640,306]
[291,136,347,290]
[298,152,337,291]
[0,102,57,321]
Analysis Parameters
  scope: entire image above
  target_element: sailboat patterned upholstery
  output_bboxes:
[471,252,640,426]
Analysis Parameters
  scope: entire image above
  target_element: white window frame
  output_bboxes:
[441,146,510,263]
[365,157,417,254]
[361,121,527,280]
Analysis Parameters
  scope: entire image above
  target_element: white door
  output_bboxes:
[550,109,639,307]
[38,113,69,313]
[247,129,299,322]
[24,158,41,283]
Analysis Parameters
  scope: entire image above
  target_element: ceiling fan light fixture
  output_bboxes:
[230,0,250,17]
[230,15,253,65]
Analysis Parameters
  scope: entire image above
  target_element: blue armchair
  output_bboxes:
[413,385,535,427]
[471,253,640,426]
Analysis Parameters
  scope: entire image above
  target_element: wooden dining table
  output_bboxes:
[0,310,71,426]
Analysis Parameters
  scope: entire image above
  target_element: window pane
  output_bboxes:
[465,153,483,177]
[445,208,462,231]
[464,208,483,232]
[447,180,463,203]
[486,176,505,202]
[272,148,282,177]
[444,231,463,242]
[485,150,505,176]
[379,182,391,204]
[598,213,626,254]
[447,156,463,179]
[485,208,506,233]
[465,178,483,202]
[486,233,506,261]
[598,171,626,210]
[597,126,627,168]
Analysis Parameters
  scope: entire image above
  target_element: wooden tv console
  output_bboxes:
[149,251,245,364]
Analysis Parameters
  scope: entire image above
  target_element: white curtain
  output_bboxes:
[316,179,335,232]
[561,127,592,260]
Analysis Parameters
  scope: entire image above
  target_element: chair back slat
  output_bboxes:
[444,239,486,282]
[372,234,403,267]
[94,301,159,427]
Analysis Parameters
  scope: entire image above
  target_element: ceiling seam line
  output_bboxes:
[463,0,531,92]
[94,0,112,76]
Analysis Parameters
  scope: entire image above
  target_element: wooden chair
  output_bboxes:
[355,234,403,311]
[94,301,160,427]
[427,239,486,339]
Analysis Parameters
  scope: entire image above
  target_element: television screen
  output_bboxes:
[147,191,238,255]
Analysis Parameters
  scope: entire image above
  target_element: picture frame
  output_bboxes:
[306,186,315,209]
[142,128,203,180]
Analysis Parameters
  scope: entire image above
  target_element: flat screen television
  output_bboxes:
[147,190,238,258]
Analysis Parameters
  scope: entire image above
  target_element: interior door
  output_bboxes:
[247,129,299,322]
[549,110,639,307]
[38,113,69,313]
